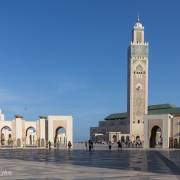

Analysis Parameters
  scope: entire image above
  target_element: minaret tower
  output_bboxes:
[127,17,149,141]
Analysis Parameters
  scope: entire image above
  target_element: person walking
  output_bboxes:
[91,141,94,151]
[88,140,92,152]
[85,141,88,150]
[117,140,122,151]
[48,141,51,150]
[108,141,112,151]
[68,141,72,150]
[57,140,60,149]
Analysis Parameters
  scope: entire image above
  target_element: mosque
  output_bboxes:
[90,18,180,149]
[0,110,73,148]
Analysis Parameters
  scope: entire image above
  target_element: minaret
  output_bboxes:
[127,17,149,141]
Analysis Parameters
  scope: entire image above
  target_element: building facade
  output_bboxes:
[0,111,73,148]
[90,18,180,148]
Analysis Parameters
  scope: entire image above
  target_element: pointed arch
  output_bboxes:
[136,64,143,72]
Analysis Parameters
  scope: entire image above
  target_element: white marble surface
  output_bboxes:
[0,145,179,180]
[0,158,179,180]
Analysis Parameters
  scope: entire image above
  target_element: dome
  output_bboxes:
[134,16,143,29]
[134,22,143,28]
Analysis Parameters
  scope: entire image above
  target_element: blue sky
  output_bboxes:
[0,0,180,141]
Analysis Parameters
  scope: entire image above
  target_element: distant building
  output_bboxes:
[90,17,180,148]
[0,111,73,148]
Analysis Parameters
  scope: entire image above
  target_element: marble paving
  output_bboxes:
[0,146,179,179]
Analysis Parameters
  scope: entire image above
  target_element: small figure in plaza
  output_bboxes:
[68,141,72,150]
[88,140,92,152]
[48,141,51,150]
[117,140,122,151]
[91,141,94,151]
[57,140,60,149]
[85,141,88,150]
[108,141,112,151]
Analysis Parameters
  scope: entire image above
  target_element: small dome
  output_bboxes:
[134,22,143,28]
[134,16,143,29]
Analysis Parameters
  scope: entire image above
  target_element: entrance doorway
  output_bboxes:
[1,126,12,145]
[26,127,36,146]
[112,135,117,143]
[54,127,66,147]
[150,126,162,148]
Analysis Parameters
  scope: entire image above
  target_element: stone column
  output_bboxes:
[39,116,46,147]
[66,117,73,146]
[15,115,23,147]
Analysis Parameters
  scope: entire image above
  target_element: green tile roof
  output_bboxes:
[148,104,176,110]
[105,104,180,120]
[105,112,127,120]
[149,107,180,115]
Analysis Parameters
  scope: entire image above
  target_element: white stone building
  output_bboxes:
[0,111,73,148]
[90,17,180,149]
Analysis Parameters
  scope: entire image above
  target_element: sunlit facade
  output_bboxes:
[90,18,180,148]
[0,111,73,148]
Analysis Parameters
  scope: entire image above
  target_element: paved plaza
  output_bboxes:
[0,144,179,179]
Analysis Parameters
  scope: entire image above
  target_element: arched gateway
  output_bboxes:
[48,115,73,148]
[150,126,162,148]
[1,126,12,145]
[26,127,36,146]
[144,114,172,149]
[54,127,67,146]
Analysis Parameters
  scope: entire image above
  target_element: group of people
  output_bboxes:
[84,140,123,151]
[108,140,122,151]
[47,141,72,150]
[125,140,143,148]
[108,139,143,148]
[85,140,94,151]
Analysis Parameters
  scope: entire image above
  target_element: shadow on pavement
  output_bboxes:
[0,149,179,175]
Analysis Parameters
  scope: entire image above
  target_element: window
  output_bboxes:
[136,64,143,72]
[138,120,140,124]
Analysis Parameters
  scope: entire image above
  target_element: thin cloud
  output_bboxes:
[0,89,19,103]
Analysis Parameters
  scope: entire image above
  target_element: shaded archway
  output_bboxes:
[1,126,12,145]
[121,136,125,143]
[54,127,66,147]
[126,136,130,142]
[26,127,36,146]
[150,126,162,148]
[112,135,117,143]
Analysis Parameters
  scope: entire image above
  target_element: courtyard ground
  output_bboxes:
[0,143,179,179]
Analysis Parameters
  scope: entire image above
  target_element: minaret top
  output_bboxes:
[134,15,143,29]
[131,16,146,44]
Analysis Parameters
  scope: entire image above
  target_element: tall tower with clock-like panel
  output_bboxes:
[127,17,149,141]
